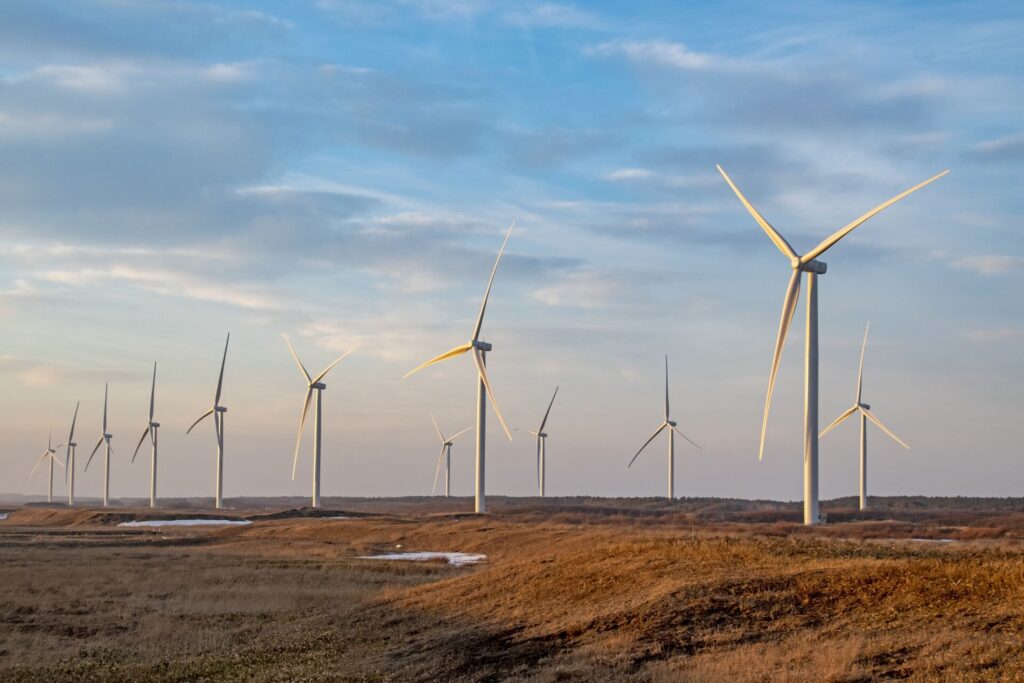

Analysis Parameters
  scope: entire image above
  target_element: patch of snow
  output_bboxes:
[358,551,486,567]
[909,538,956,543]
[0,513,8,521]
[118,519,252,527]
[325,516,352,520]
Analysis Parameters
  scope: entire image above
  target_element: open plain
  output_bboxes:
[2,497,1024,682]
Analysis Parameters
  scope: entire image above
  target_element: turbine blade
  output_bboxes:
[856,322,870,404]
[50,453,65,469]
[149,362,157,422]
[449,426,473,441]
[672,426,702,449]
[801,170,950,264]
[312,344,359,384]
[292,388,314,481]
[430,413,446,443]
[85,437,104,471]
[538,386,559,433]
[186,408,214,435]
[30,451,49,477]
[68,401,79,442]
[628,424,667,468]
[403,343,473,379]
[432,444,446,494]
[102,382,108,433]
[48,430,52,451]
[472,348,512,440]
[759,270,802,461]
[664,355,670,421]
[214,333,230,406]
[132,427,150,463]
[471,220,515,343]
[283,334,312,383]
[716,165,797,260]
[861,407,910,450]
[819,405,858,438]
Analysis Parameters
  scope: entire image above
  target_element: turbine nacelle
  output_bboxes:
[473,340,493,352]
[216,406,228,413]
[860,403,870,410]
[310,381,326,390]
[150,421,160,428]
[667,420,677,428]
[797,259,827,274]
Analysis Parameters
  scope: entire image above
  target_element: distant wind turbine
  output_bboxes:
[820,323,909,511]
[30,431,65,503]
[84,383,114,507]
[187,333,230,509]
[528,387,558,497]
[64,402,79,506]
[404,221,515,514]
[284,334,359,509]
[430,414,472,497]
[717,165,947,524]
[628,356,701,499]
[132,362,161,508]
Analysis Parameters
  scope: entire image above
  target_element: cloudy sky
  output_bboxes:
[2,0,1022,502]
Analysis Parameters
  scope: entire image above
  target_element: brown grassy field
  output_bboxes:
[1,496,1023,681]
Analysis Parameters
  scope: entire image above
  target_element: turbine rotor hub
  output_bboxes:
[797,259,827,274]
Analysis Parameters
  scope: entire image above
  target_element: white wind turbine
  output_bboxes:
[527,386,558,497]
[628,356,701,499]
[30,431,65,503]
[64,402,79,506]
[717,165,947,525]
[132,362,161,508]
[187,333,230,509]
[430,414,472,497]
[284,335,359,509]
[821,323,909,511]
[404,221,515,514]
[85,383,114,507]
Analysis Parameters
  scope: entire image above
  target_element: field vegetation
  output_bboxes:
[1,497,1023,681]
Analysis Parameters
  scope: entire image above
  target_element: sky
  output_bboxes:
[1,0,1022,503]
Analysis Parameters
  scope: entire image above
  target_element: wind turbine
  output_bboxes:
[64,402,79,506]
[404,222,515,514]
[187,333,230,509]
[284,334,359,509]
[628,356,700,499]
[821,323,909,511]
[716,165,947,524]
[527,387,558,497]
[30,431,65,503]
[429,414,472,497]
[85,383,114,507]
[132,362,160,508]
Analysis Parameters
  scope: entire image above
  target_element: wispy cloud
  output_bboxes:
[951,254,1024,275]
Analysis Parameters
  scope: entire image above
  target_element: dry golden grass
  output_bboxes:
[1,497,1023,681]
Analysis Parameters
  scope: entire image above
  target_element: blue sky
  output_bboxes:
[1,0,1022,501]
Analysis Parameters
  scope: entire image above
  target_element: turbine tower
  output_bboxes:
[187,333,230,509]
[821,323,909,511]
[429,414,472,497]
[64,402,79,506]
[717,165,947,524]
[628,356,700,499]
[85,383,114,507]
[30,431,65,503]
[284,334,359,509]
[132,362,161,508]
[404,222,515,514]
[528,387,559,497]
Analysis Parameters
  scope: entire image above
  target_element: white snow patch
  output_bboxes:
[358,551,486,567]
[909,538,956,543]
[118,519,252,527]
[325,516,352,520]
[0,513,8,521]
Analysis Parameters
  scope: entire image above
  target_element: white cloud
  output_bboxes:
[504,4,601,29]
[585,40,738,72]
[965,328,1024,343]
[606,168,653,181]
[951,254,1024,275]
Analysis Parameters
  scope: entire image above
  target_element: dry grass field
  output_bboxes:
[2,496,1024,681]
